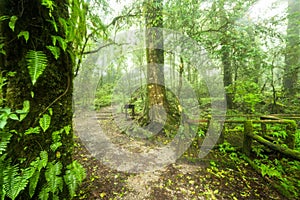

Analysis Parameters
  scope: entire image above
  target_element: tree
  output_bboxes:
[283,0,300,97]
[0,0,86,198]
[143,0,170,126]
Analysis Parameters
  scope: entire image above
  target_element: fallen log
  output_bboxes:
[248,132,300,161]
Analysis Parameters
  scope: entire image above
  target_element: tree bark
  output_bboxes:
[283,0,300,97]
[144,0,170,125]
[1,0,74,198]
[221,40,233,109]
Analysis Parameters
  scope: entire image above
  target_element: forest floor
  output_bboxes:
[73,107,285,200]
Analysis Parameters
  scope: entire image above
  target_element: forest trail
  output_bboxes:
[74,106,285,200]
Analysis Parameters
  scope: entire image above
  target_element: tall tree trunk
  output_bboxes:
[144,0,170,125]
[283,0,300,97]
[1,0,74,198]
[221,40,233,109]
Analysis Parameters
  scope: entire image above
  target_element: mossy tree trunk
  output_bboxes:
[283,0,300,97]
[144,0,170,126]
[1,0,74,198]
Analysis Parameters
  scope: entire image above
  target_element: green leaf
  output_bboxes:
[48,108,53,116]
[9,114,19,121]
[9,16,18,32]
[17,31,29,43]
[45,162,63,193]
[46,46,60,60]
[39,114,51,132]
[26,50,48,85]
[0,132,12,155]
[39,151,48,170]
[52,36,67,51]
[39,186,49,200]
[17,100,30,121]
[64,125,71,135]
[0,16,9,21]
[50,142,62,152]
[4,165,30,200]
[46,19,58,32]
[25,127,40,135]
[29,170,40,198]
[64,161,86,197]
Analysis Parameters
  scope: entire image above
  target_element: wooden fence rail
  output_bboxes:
[187,118,299,160]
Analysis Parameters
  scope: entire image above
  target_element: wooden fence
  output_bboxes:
[187,117,300,161]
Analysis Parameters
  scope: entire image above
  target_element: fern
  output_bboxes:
[0,155,8,199]
[39,186,49,200]
[26,50,48,86]
[46,46,60,60]
[45,161,63,194]
[4,165,30,200]
[39,114,51,132]
[0,132,12,155]
[64,160,86,198]
[29,151,48,197]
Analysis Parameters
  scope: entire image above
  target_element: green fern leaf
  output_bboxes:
[28,151,48,197]
[25,127,40,135]
[39,114,51,132]
[0,132,12,155]
[26,50,48,85]
[9,16,18,32]
[16,100,30,121]
[51,36,67,51]
[45,162,63,193]
[64,161,86,197]
[17,31,29,43]
[0,154,8,198]
[39,151,48,170]
[46,46,60,60]
[50,142,62,152]
[38,186,49,200]
[4,165,29,200]
[29,170,40,198]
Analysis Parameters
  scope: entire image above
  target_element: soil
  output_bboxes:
[73,107,285,200]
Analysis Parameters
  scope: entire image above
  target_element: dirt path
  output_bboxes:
[74,107,285,199]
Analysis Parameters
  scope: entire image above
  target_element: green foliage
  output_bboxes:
[26,50,48,86]
[0,110,86,199]
[17,31,29,43]
[39,114,51,132]
[41,0,56,17]
[228,81,262,113]
[0,132,12,155]
[64,161,86,198]
[94,83,114,109]
[46,46,60,60]
[8,16,18,32]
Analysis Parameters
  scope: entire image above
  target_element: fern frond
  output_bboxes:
[45,162,63,194]
[38,186,49,200]
[39,114,51,132]
[26,50,48,86]
[0,132,12,155]
[29,170,40,198]
[0,155,8,199]
[64,161,86,197]
[28,151,48,198]
[4,164,30,200]
[46,46,60,60]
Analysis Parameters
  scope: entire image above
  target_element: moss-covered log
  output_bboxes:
[248,132,300,161]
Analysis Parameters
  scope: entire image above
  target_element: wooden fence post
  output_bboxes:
[285,120,297,149]
[242,120,253,156]
[261,123,266,136]
[217,122,225,145]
